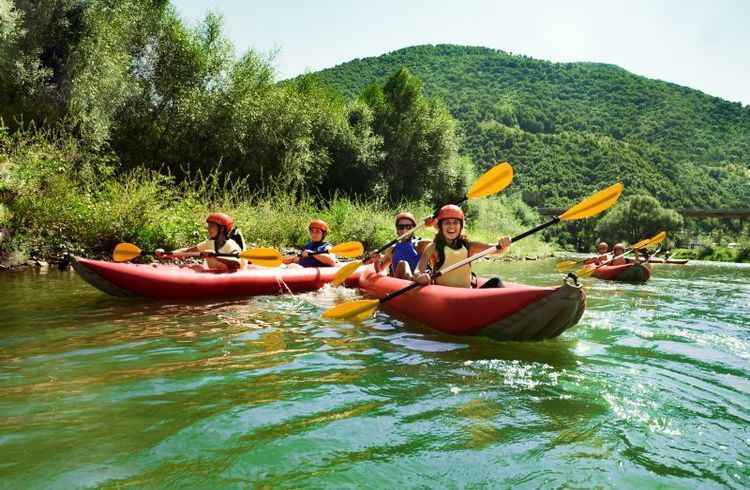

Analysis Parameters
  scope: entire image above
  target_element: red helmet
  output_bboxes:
[206,213,234,231]
[436,204,464,222]
[395,212,416,227]
[309,219,329,233]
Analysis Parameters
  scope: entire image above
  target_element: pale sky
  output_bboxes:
[172,0,750,106]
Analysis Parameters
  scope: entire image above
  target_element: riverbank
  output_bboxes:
[668,246,750,263]
[0,130,550,269]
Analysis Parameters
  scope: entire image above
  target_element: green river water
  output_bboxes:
[0,260,748,488]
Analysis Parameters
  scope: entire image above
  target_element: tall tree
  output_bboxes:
[362,67,468,204]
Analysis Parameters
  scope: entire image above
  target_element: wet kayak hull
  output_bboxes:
[357,268,586,341]
[73,257,361,300]
[590,262,651,282]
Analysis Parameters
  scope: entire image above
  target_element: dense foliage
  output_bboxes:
[315,44,750,209]
[2,2,747,257]
[0,128,548,262]
[0,1,465,203]
[595,195,683,244]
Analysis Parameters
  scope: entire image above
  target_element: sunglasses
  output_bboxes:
[396,224,415,230]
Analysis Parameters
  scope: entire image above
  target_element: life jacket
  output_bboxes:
[390,237,421,275]
[431,237,472,288]
[299,240,332,268]
[212,227,245,254]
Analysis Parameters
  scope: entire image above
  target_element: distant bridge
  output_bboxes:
[536,208,750,219]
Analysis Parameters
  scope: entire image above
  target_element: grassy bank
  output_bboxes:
[669,246,750,263]
[0,129,550,266]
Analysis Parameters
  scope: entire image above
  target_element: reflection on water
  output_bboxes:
[0,259,748,488]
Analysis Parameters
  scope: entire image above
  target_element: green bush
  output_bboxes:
[0,127,548,260]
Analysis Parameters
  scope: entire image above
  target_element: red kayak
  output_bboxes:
[589,262,652,282]
[73,257,361,300]
[357,268,586,341]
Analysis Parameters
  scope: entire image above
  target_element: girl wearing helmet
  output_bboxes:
[610,243,628,265]
[156,213,243,272]
[594,241,610,265]
[413,205,511,288]
[373,212,431,279]
[284,219,337,268]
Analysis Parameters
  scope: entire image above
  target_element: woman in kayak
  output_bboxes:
[284,219,337,268]
[373,212,431,279]
[413,205,511,288]
[156,213,243,272]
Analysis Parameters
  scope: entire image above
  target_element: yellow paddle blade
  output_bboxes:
[560,183,624,221]
[647,231,667,247]
[630,237,652,250]
[240,247,283,267]
[555,260,579,273]
[576,266,596,278]
[329,241,364,258]
[113,243,142,262]
[322,299,380,321]
[331,260,362,287]
[467,162,514,199]
[632,231,666,250]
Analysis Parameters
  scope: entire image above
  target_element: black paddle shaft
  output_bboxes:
[511,216,560,243]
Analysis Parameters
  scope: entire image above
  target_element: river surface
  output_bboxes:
[0,260,748,488]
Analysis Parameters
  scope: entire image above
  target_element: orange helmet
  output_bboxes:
[395,212,416,227]
[436,204,464,222]
[308,219,329,233]
[206,213,234,231]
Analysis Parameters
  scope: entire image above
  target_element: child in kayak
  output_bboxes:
[594,241,610,265]
[156,213,243,272]
[413,205,511,288]
[373,212,431,279]
[610,243,628,265]
[284,219,337,268]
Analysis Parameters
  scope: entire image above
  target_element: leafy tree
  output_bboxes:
[595,194,684,244]
[362,67,467,204]
[315,44,750,210]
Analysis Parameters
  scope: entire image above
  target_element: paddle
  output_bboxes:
[295,241,364,258]
[330,162,513,287]
[575,231,666,278]
[323,182,624,321]
[113,241,363,268]
[113,242,285,267]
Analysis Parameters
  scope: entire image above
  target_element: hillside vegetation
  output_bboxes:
[315,44,750,209]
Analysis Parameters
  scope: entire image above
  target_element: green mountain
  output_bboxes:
[314,44,750,208]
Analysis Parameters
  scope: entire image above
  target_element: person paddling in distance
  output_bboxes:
[372,212,431,279]
[594,241,610,265]
[284,219,337,268]
[413,205,511,288]
[610,243,628,265]
[155,213,243,272]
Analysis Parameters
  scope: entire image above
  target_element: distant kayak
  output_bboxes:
[73,257,362,299]
[357,267,586,341]
[589,262,652,282]
[647,258,689,265]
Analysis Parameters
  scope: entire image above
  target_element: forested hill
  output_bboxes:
[314,44,750,208]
